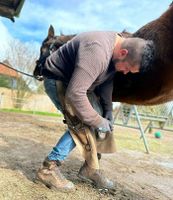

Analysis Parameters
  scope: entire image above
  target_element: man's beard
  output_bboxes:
[112,58,126,64]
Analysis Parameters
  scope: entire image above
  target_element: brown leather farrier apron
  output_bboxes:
[56,81,116,169]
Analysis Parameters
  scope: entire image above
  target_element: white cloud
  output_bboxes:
[1,0,171,44]
[0,20,11,41]
[0,19,40,61]
[43,0,171,34]
[0,20,12,60]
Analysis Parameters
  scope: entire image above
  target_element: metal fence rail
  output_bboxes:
[113,102,173,153]
[1,92,173,153]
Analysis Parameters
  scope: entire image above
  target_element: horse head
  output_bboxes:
[33,25,75,80]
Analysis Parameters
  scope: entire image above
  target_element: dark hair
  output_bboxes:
[140,40,155,72]
[121,38,155,72]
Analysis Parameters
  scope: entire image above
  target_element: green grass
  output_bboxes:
[115,127,173,155]
[0,108,63,117]
[1,108,172,155]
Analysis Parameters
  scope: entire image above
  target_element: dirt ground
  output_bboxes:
[0,111,173,200]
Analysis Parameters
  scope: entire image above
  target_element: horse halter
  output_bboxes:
[34,40,60,81]
[34,52,49,81]
[34,35,75,81]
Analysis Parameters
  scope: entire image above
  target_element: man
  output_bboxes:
[35,31,155,191]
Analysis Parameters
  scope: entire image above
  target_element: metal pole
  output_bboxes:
[133,105,150,154]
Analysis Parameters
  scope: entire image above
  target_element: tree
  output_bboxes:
[0,74,12,88]
[3,38,39,108]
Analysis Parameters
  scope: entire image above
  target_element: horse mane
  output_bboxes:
[120,30,132,38]
[53,34,76,49]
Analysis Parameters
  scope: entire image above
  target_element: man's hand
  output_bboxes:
[97,118,113,134]
[104,111,114,131]
[96,118,113,140]
[104,110,113,123]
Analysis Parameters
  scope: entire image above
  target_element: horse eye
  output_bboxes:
[42,47,48,53]
[52,47,56,52]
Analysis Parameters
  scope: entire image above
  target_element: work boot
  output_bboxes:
[35,157,75,191]
[78,161,114,189]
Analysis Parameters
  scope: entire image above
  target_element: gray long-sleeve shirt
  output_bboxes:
[44,31,117,127]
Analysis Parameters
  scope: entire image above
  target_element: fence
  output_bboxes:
[1,90,173,153]
[0,93,59,114]
[113,102,173,153]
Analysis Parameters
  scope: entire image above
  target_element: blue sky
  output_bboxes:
[0,0,171,52]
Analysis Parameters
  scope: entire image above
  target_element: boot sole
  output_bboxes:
[34,177,75,193]
[77,174,115,190]
[34,178,51,188]
[77,173,93,184]
[78,174,107,189]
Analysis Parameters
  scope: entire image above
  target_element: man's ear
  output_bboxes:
[119,49,128,59]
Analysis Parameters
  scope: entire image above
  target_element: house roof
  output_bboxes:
[0,0,25,22]
[0,62,19,78]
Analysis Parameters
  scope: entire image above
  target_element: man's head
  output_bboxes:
[113,37,155,74]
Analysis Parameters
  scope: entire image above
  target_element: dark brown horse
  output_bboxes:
[33,26,75,81]
[114,2,173,105]
[34,2,173,105]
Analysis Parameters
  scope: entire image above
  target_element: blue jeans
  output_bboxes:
[44,79,76,161]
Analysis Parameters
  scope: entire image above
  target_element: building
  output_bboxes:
[0,61,19,88]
